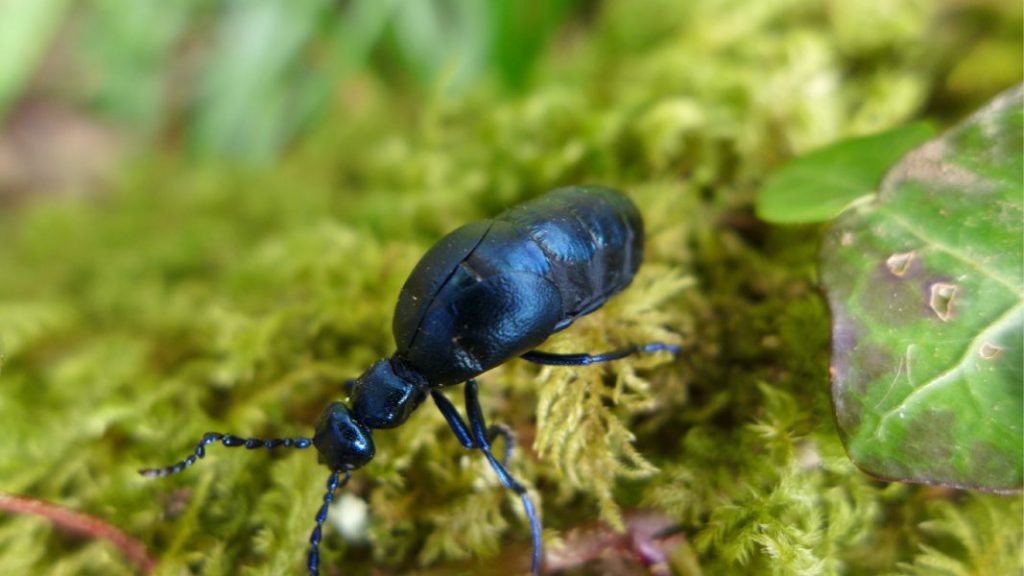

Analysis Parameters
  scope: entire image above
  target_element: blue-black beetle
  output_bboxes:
[141,186,679,575]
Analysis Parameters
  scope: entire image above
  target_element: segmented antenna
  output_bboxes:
[308,469,350,576]
[138,432,313,477]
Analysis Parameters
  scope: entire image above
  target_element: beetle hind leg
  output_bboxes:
[520,341,680,366]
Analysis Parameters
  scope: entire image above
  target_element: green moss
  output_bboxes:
[0,0,1020,574]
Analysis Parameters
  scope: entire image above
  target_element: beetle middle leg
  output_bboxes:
[520,342,680,366]
[431,382,542,575]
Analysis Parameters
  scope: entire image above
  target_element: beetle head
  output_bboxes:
[313,402,375,471]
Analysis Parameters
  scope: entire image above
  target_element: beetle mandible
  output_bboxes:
[141,186,679,575]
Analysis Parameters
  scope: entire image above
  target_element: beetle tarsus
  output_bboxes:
[486,424,516,467]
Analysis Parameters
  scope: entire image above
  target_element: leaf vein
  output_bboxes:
[869,302,1024,440]
[878,207,1018,292]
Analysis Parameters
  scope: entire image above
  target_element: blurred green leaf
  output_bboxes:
[188,0,583,161]
[0,0,71,122]
[822,85,1023,491]
[391,0,489,90]
[489,0,582,90]
[330,0,402,71]
[756,123,936,224]
[191,0,334,163]
[389,0,581,92]
[73,0,197,133]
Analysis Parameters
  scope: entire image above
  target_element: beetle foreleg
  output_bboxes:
[429,390,516,466]
[431,390,475,449]
[520,342,680,366]
[431,384,542,575]
[486,424,515,467]
[464,381,542,576]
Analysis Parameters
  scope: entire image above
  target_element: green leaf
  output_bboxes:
[72,0,197,134]
[488,0,581,90]
[756,122,936,224]
[821,85,1023,491]
[391,0,489,90]
[191,0,334,163]
[0,0,72,122]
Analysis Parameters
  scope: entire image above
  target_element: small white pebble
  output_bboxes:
[329,493,370,542]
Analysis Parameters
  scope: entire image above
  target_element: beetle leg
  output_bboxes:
[487,424,515,467]
[431,389,476,449]
[432,388,516,465]
[520,342,680,366]
[431,383,542,575]
[464,380,542,576]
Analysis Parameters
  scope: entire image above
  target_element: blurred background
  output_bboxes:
[0,0,1020,199]
[0,1,1021,575]
[1,0,590,197]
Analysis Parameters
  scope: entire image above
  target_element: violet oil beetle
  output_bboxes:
[141,186,680,575]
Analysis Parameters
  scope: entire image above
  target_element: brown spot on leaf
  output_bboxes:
[885,251,916,277]
[979,342,1003,360]
[928,282,958,322]
[881,137,988,194]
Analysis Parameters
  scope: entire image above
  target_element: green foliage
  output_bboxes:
[534,265,690,528]
[822,86,1024,492]
[755,123,936,224]
[895,495,1024,576]
[0,0,1021,575]
[5,0,584,163]
[0,0,71,122]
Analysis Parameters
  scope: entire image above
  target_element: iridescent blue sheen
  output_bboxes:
[392,186,644,386]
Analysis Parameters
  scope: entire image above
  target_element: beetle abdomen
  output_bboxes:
[499,186,643,327]
[393,186,643,385]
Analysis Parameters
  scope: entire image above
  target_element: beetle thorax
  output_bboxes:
[350,358,426,429]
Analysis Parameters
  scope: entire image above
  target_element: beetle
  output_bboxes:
[141,186,679,575]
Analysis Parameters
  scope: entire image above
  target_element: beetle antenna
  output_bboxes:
[307,469,350,576]
[138,432,313,478]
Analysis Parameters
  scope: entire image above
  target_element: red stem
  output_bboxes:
[0,491,156,574]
